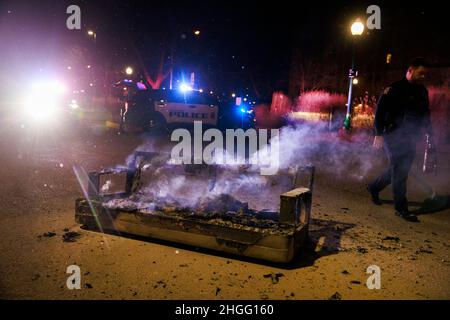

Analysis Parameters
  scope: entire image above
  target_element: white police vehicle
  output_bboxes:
[119,84,220,133]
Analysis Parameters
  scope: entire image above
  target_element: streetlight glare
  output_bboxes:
[194,30,200,36]
[351,20,365,36]
[87,30,94,36]
[125,67,133,75]
[353,78,359,85]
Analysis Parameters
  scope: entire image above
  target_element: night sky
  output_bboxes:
[0,0,448,100]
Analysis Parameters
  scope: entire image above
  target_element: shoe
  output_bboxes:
[366,184,382,206]
[395,210,419,222]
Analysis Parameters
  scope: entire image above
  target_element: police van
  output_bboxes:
[119,85,220,133]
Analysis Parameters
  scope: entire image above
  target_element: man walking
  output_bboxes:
[367,57,434,222]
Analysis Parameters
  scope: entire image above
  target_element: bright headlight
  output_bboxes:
[179,83,193,93]
[24,95,58,121]
[31,81,66,94]
[23,81,65,122]
[69,99,79,109]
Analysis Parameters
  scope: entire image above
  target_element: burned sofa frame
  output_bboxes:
[75,151,315,263]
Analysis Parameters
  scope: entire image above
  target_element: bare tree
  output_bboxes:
[132,45,171,89]
[289,45,342,96]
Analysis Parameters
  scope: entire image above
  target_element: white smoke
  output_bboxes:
[113,123,381,212]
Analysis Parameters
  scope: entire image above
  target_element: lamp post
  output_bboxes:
[343,19,364,131]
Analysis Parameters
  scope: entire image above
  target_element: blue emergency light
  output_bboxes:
[179,83,193,93]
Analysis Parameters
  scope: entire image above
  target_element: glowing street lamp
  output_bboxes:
[344,19,365,131]
[87,30,97,40]
[125,66,133,75]
[194,30,200,36]
[351,20,365,36]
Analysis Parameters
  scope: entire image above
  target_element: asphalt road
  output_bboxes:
[0,112,449,300]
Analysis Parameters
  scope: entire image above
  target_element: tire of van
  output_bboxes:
[144,113,167,135]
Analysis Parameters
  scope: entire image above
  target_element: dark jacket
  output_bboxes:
[374,78,433,139]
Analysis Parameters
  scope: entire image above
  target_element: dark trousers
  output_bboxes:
[369,134,417,211]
